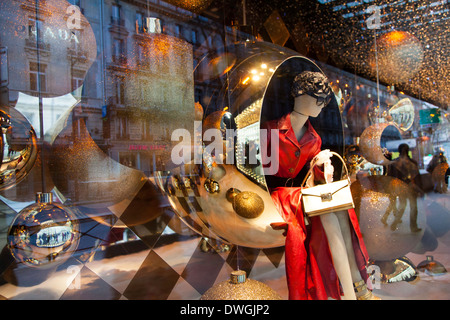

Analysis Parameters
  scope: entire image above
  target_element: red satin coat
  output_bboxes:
[262,113,369,300]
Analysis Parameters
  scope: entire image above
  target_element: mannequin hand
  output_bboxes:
[324,160,334,183]
[270,222,288,237]
[313,149,333,166]
[311,150,334,183]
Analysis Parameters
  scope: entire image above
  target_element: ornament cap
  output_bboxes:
[230,270,247,284]
[36,192,52,204]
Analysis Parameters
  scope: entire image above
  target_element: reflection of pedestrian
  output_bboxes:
[427,149,448,193]
[426,149,447,174]
[387,143,422,232]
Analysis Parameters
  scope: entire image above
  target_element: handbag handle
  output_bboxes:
[301,151,350,188]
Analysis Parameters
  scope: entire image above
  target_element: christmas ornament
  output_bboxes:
[369,31,424,85]
[201,270,282,300]
[359,122,400,166]
[0,106,38,191]
[7,192,80,268]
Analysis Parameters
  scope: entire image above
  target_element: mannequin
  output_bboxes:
[263,71,377,300]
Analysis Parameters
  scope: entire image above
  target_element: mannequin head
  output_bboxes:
[291,71,333,118]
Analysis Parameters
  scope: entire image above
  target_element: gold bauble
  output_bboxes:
[7,192,80,268]
[359,123,400,166]
[369,31,424,84]
[48,118,147,209]
[164,0,213,14]
[203,178,220,194]
[201,270,282,300]
[0,106,38,192]
[232,191,265,219]
[226,188,241,202]
[389,98,415,131]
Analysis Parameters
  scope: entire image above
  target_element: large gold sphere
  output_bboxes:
[201,270,282,300]
[351,175,424,261]
[369,31,424,84]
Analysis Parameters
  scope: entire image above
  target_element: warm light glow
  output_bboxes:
[250,69,257,74]
[242,76,250,85]
[252,75,260,81]
[385,30,407,43]
[261,63,267,69]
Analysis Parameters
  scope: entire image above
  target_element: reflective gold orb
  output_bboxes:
[204,178,220,194]
[0,106,38,192]
[232,191,265,219]
[7,193,80,268]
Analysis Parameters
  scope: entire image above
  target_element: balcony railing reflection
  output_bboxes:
[111,54,128,65]
[110,16,125,27]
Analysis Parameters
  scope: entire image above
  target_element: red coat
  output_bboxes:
[262,113,369,300]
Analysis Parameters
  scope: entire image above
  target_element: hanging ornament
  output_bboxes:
[231,191,265,219]
[388,98,415,131]
[359,122,401,166]
[200,270,282,300]
[7,192,80,268]
[0,106,38,192]
[369,30,424,85]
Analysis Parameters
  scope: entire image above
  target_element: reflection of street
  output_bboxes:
[373,191,450,300]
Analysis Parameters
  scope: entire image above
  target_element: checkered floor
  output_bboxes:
[2,179,450,300]
[0,180,288,300]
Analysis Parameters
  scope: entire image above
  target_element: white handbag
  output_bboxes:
[300,151,354,217]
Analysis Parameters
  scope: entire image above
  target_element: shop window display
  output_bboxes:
[0,0,448,302]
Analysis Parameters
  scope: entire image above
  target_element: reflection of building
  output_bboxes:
[0,0,95,136]
[0,0,243,175]
[71,0,243,174]
[2,0,443,175]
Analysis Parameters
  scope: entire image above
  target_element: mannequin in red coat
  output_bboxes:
[262,71,377,300]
